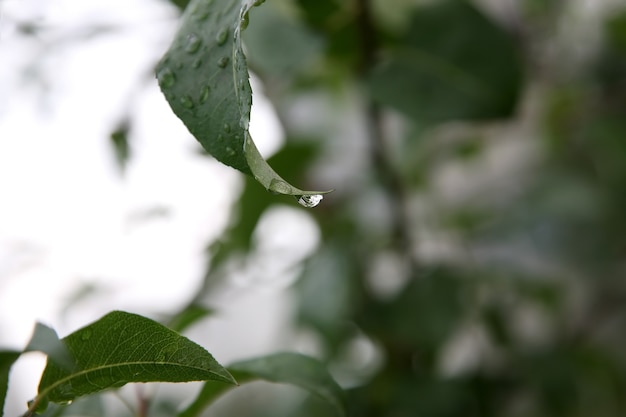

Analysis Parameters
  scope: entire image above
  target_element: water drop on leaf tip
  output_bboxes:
[298,194,323,208]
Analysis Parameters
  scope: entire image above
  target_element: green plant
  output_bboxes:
[4,0,626,416]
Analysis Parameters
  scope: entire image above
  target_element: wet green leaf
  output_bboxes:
[156,0,330,201]
[32,311,235,411]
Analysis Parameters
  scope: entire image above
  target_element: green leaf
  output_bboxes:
[180,353,346,417]
[32,311,235,411]
[24,323,74,371]
[229,353,347,417]
[368,0,523,124]
[156,0,330,201]
[1,350,22,417]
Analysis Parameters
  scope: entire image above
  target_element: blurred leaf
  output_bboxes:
[25,323,74,371]
[230,353,347,417]
[31,311,235,412]
[295,245,356,353]
[1,350,21,417]
[180,353,347,417]
[368,0,522,124]
[360,267,466,354]
[167,304,214,333]
[156,0,330,199]
[243,2,324,78]
[109,119,131,173]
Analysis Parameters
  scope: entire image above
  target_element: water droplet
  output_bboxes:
[298,194,323,208]
[239,115,250,129]
[269,179,291,195]
[225,146,235,156]
[216,29,228,46]
[223,123,231,133]
[192,58,203,68]
[217,56,229,68]
[199,85,210,103]
[157,67,175,88]
[253,0,266,6]
[184,33,202,53]
[240,13,250,29]
[81,330,92,341]
[180,95,194,109]
[176,62,184,70]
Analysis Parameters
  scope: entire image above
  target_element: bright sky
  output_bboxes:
[0,0,320,413]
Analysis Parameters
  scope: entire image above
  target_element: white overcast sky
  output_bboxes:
[0,0,321,413]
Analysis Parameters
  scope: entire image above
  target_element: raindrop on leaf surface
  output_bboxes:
[199,85,210,103]
[298,194,323,208]
[269,179,292,195]
[184,33,202,54]
[180,95,194,109]
[217,56,229,68]
[216,29,228,46]
[192,58,203,68]
[223,123,231,133]
[81,330,92,341]
[157,67,175,88]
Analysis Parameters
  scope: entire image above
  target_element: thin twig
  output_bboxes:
[355,0,417,271]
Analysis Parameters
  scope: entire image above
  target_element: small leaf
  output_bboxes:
[179,352,346,417]
[25,323,74,371]
[156,0,330,200]
[1,350,22,417]
[32,311,235,411]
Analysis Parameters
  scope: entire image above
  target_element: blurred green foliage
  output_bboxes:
[192,0,626,416]
[10,0,625,415]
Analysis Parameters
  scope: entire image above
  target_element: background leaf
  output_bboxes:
[180,352,346,417]
[33,311,235,410]
[368,0,522,124]
[24,323,74,371]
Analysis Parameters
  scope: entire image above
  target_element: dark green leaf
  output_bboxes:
[368,0,522,124]
[180,353,346,417]
[32,311,235,411]
[1,350,22,417]
[156,0,330,200]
